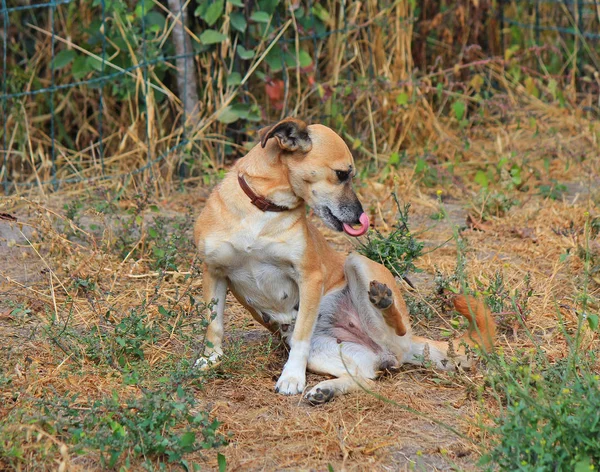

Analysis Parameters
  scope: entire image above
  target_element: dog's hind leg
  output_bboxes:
[344,252,411,339]
[305,254,411,404]
[305,335,379,405]
[195,263,228,370]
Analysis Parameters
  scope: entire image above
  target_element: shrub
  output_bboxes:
[480,350,600,471]
[357,193,424,279]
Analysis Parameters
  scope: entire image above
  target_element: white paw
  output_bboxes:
[194,351,222,371]
[275,369,306,395]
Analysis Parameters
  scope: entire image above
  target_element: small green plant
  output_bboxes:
[358,194,424,279]
[6,302,33,321]
[414,156,440,188]
[473,271,533,333]
[471,189,519,221]
[2,386,225,470]
[112,308,160,366]
[538,180,567,200]
[70,276,97,295]
[64,200,83,222]
[146,214,195,272]
[430,190,447,220]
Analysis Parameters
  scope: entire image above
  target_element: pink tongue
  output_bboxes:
[343,212,370,237]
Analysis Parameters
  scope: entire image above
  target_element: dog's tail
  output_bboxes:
[408,295,496,371]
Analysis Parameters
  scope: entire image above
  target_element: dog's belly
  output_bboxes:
[227,259,300,327]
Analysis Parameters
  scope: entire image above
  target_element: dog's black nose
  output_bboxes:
[340,199,364,224]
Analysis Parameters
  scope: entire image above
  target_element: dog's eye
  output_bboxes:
[335,170,351,182]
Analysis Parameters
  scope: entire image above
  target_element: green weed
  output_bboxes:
[539,180,568,200]
[480,352,600,471]
[358,193,424,279]
[1,386,225,470]
[414,156,440,188]
[471,189,519,221]
[479,214,600,471]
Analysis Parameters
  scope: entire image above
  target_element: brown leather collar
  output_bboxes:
[238,174,290,212]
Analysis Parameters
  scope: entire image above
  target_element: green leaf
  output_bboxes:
[388,152,400,166]
[223,103,261,122]
[148,227,158,238]
[311,3,331,23]
[216,105,242,124]
[228,0,243,5]
[72,55,92,80]
[145,12,166,31]
[453,100,466,121]
[87,56,104,72]
[202,0,224,27]
[266,54,283,72]
[236,45,255,60]
[588,314,599,331]
[396,92,408,106]
[436,82,443,100]
[134,0,154,17]
[199,29,227,45]
[415,158,428,174]
[574,457,592,472]
[250,11,270,23]
[298,50,312,68]
[158,305,169,316]
[474,170,489,188]
[179,432,196,451]
[230,12,247,32]
[109,450,121,468]
[53,50,76,69]
[548,79,558,100]
[227,72,242,87]
[510,165,522,186]
[218,453,227,472]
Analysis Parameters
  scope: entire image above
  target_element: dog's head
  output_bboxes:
[260,117,369,236]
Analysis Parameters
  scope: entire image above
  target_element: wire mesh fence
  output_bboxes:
[1,0,599,195]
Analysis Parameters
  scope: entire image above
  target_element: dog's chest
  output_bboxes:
[203,216,303,269]
[203,219,303,321]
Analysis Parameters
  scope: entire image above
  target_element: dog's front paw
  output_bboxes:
[275,370,306,395]
[194,351,223,371]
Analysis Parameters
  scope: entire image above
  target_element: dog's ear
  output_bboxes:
[260,117,312,153]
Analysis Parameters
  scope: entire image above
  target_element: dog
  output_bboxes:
[194,117,495,402]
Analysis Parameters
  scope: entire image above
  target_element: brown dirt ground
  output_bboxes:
[1,104,599,471]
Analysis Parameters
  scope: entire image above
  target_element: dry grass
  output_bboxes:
[1,89,599,470]
[6,0,598,195]
[2,1,600,469]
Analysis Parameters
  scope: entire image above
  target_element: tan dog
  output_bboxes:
[194,118,495,402]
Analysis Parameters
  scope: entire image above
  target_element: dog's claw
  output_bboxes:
[368,280,393,309]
